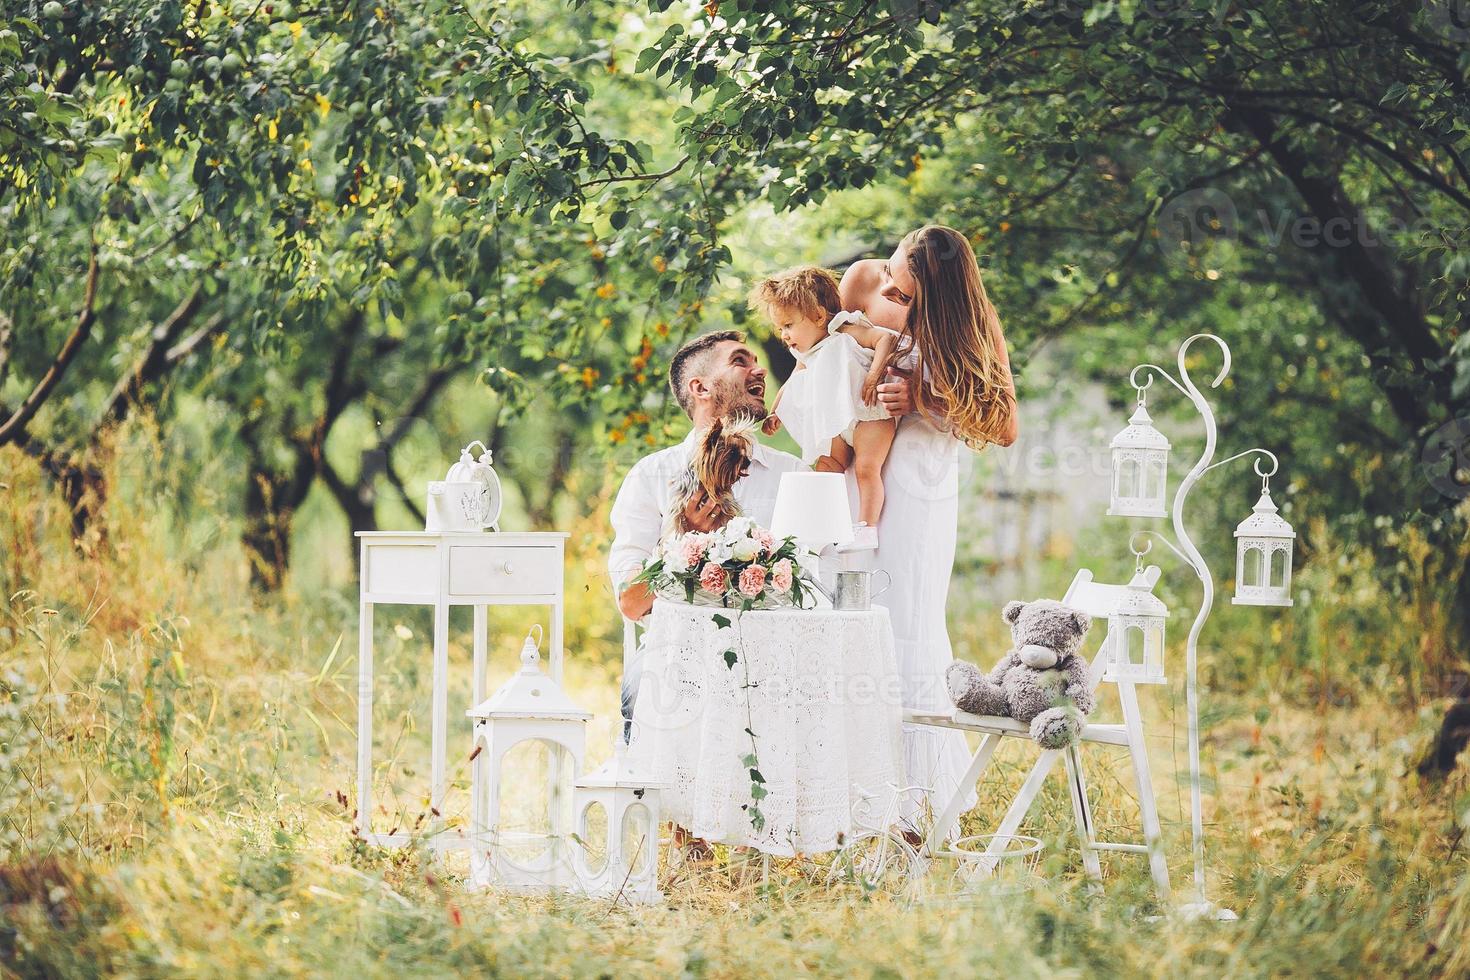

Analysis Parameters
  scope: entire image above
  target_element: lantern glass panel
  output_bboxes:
[498,738,577,866]
[1124,624,1145,670]
[1144,457,1165,498]
[579,801,608,876]
[1117,459,1138,498]
[1270,548,1288,588]
[621,802,654,877]
[1243,546,1263,586]
[1146,623,1165,676]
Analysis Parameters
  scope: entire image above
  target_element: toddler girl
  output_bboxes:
[748,266,898,549]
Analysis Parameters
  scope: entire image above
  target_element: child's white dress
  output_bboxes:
[780,311,897,464]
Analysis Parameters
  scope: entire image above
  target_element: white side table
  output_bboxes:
[354,530,569,847]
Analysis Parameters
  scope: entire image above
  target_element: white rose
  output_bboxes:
[730,538,759,562]
[664,539,690,574]
[726,516,754,539]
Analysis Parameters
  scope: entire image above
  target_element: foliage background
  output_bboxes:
[4,0,1470,975]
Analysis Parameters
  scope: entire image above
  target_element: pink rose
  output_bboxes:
[699,561,728,594]
[679,535,706,571]
[770,558,794,594]
[738,564,767,597]
[754,529,775,555]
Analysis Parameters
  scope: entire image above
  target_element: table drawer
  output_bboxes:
[364,544,438,598]
[449,545,560,596]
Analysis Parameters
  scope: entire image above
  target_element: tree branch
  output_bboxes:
[0,309,12,390]
[97,285,207,427]
[165,313,227,364]
[0,242,100,446]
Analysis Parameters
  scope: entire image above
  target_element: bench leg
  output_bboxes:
[1120,682,1171,900]
[986,747,1063,871]
[924,733,1000,856]
[1063,743,1102,883]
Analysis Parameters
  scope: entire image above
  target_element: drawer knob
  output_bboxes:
[501,561,515,575]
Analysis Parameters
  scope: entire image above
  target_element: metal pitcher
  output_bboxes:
[827,569,892,611]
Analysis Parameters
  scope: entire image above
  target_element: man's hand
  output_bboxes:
[876,367,914,417]
[618,582,655,621]
[682,489,724,533]
[762,413,782,436]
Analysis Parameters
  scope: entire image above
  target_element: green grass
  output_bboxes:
[3,440,1469,978]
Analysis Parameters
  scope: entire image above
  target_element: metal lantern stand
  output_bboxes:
[1111,333,1294,921]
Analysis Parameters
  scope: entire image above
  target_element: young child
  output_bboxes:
[748,266,898,549]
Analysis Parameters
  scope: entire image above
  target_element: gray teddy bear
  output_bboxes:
[944,599,1096,749]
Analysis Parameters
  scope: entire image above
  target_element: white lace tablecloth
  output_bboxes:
[625,599,905,856]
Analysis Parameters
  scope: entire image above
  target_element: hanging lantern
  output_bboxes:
[1108,390,1171,519]
[1232,483,1296,607]
[466,625,590,893]
[1104,559,1169,685]
[571,735,667,906]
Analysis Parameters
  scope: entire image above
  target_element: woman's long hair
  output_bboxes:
[890,224,1016,449]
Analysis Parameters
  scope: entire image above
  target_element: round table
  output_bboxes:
[625,598,906,856]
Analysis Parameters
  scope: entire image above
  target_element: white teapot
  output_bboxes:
[426,440,503,532]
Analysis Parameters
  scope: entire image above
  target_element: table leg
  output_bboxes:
[430,596,449,840]
[472,605,488,703]
[357,601,373,839]
[550,597,565,683]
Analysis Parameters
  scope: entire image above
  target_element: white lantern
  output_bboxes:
[1108,396,1171,519]
[466,626,590,892]
[1232,486,1295,607]
[571,737,667,906]
[1105,565,1169,685]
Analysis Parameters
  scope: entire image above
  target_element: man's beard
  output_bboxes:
[710,376,766,421]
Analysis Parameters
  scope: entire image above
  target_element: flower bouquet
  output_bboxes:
[634,517,811,610]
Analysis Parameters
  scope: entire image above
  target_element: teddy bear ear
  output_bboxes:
[1070,609,1092,633]
[1003,601,1026,624]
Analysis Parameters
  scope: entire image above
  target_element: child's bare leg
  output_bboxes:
[829,437,853,470]
[851,419,896,526]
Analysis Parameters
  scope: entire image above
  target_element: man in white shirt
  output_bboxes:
[609,330,806,618]
[610,330,806,728]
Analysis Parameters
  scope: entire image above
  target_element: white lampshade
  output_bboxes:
[770,472,854,547]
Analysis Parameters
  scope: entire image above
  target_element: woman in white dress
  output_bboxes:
[834,225,1019,827]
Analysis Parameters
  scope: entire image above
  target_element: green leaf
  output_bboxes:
[723,648,737,669]
[712,613,731,629]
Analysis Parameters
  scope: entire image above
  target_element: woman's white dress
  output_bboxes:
[778,311,894,464]
[844,375,977,826]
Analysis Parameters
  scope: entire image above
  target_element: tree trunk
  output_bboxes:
[241,468,297,592]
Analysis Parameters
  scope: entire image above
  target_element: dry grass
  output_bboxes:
[3,435,1469,978]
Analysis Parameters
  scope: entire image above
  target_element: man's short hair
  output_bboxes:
[668,329,744,416]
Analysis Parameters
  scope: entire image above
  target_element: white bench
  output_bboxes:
[911,566,1171,898]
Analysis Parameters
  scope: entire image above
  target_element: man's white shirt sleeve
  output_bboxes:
[608,456,665,594]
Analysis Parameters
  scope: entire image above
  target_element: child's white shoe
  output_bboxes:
[851,523,879,551]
